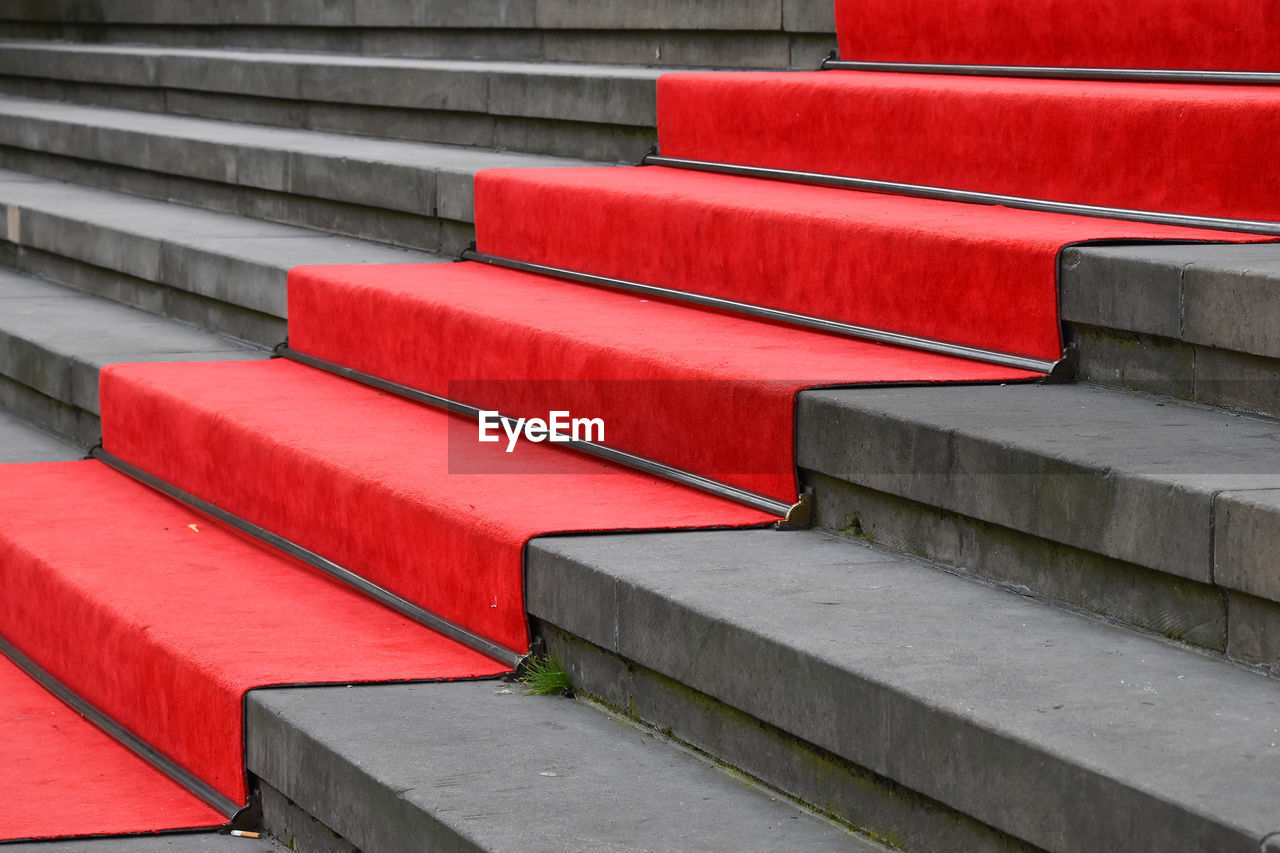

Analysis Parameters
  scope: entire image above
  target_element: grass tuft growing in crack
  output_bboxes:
[520,655,574,697]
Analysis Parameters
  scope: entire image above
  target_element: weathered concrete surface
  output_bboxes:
[527,528,1280,853]
[798,382,1280,595]
[0,96,602,220]
[0,404,80,461]
[0,0,834,33]
[248,681,874,853]
[1063,243,1280,415]
[1217,490,1280,604]
[0,43,666,126]
[0,269,263,415]
[0,169,438,339]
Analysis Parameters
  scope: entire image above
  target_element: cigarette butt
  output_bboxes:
[187,523,200,533]
[229,830,260,838]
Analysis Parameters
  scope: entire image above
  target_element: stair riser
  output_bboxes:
[0,370,95,447]
[1070,324,1280,419]
[0,24,834,70]
[0,0,834,32]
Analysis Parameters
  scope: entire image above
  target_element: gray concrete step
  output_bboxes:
[526,527,1280,853]
[0,95,601,251]
[1064,242,1280,418]
[0,404,81,461]
[0,269,265,445]
[797,381,1280,671]
[0,41,671,161]
[0,168,443,347]
[248,680,879,853]
[0,0,836,70]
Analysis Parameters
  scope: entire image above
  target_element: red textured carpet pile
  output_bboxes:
[834,0,1280,70]
[4,0,1277,841]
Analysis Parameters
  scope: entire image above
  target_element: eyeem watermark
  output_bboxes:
[478,410,605,452]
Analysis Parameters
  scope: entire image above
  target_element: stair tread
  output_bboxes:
[0,270,264,414]
[0,40,669,126]
[0,406,81,461]
[0,95,604,221]
[527,527,1280,853]
[0,652,224,841]
[0,40,677,78]
[0,168,440,318]
[798,381,1280,600]
[249,681,875,853]
[0,0,818,32]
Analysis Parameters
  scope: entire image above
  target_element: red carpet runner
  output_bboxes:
[472,166,1263,363]
[834,0,1280,70]
[657,72,1280,221]
[0,461,508,811]
[5,0,1279,841]
[287,262,1036,503]
[0,653,223,841]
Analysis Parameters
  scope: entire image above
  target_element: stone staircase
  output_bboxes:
[2,3,1279,853]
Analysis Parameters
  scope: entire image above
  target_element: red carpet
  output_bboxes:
[0,652,224,841]
[0,461,508,808]
[658,72,1280,221]
[10,2,1278,839]
[835,0,1280,70]
[98,359,777,656]
[474,166,1261,363]
[288,262,1035,504]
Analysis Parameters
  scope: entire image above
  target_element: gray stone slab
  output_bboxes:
[0,404,80,461]
[1,833,286,852]
[0,271,264,412]
[784,0,837,31]
[1216,490,1280,603]
[798,382,1280,586]
[527,529,1280,853]
[247,681,872,853]
[534,0,783,30]
[1063,243,1280,359]
[0,169,443,318]
[0,42,668,127]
